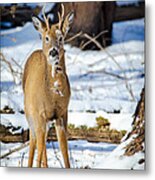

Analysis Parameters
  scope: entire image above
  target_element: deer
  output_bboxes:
[22,4,74,168]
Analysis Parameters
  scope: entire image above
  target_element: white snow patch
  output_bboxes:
[94,135,145,170]
[0,140,117,168]
[1,113,28,134]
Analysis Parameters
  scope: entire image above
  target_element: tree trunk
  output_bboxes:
[52,2,116,49]
[124,87,145,156]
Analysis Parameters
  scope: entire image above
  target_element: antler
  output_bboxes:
[42,4,50,31]
[58,4,65,29]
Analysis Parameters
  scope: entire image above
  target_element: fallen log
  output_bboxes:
[0,123,126,144]
[0,124,29,143]
[114,2,145,22]
[0,5,41,28]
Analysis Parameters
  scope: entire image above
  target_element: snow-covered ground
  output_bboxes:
[0,141,117,168]
[0,12,144,170]
[1,22,144,113]
[95,134,144,170]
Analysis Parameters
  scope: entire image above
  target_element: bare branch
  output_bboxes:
[65,31,83,43]
[51,141,63,168]
[83,33,104,50]
[81,30,108,50]
[88,51,144,67]
[81,33,136,101]
[0,52,16,83]
[0,52,23,84]
[11,57,23,71]
[80,68,125,80]
[0,142,29,159]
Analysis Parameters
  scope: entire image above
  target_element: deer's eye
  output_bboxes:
[45,36,50,43]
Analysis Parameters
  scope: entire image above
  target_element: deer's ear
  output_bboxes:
[32,16,45,33]
[61,12,74,37]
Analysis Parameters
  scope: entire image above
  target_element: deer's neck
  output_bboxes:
[58,49,66,73]
[46,50,66,81]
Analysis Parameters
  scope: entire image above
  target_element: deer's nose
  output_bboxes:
[49,48,58,57]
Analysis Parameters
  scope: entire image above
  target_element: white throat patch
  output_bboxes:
[48,56,59,78]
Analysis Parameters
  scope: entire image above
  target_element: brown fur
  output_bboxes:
[23,6,73,168]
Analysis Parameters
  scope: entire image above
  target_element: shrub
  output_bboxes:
[96,116,110,127]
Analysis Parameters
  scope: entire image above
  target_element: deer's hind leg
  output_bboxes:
[42,130,48,168]
[28,130,36,167]
[55,115,70,168]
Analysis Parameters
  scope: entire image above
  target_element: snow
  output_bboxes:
[95,135,145,170]
[1,113,28,134]
[116,0,142,7]
[0,141,117,168]
[96,111,133,131]
[1,86,24,111]
[0,14,144,169]
[0,111,132,135]
[113,18,144,44]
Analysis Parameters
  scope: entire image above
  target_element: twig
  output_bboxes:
[83,33,136,101]
[68,146,75,168]
[0,141,29,159]
[83,33,104,50]
[11,57,23,71]
[81,30,108,50]
[88,51,143,67]
[65,31,83,43]
[80,68,125,80]
[21,152,26,167]
[66,31,107,65]
[101,49,136,101]
[51,141,63,168]
[0,52,16,83]
[0,52,23,84]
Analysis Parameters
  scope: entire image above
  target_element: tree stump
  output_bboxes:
[51,2,116,49]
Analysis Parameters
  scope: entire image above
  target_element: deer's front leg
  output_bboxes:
[55,118,70,168]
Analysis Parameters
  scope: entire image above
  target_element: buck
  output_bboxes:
[22,5,74,168]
